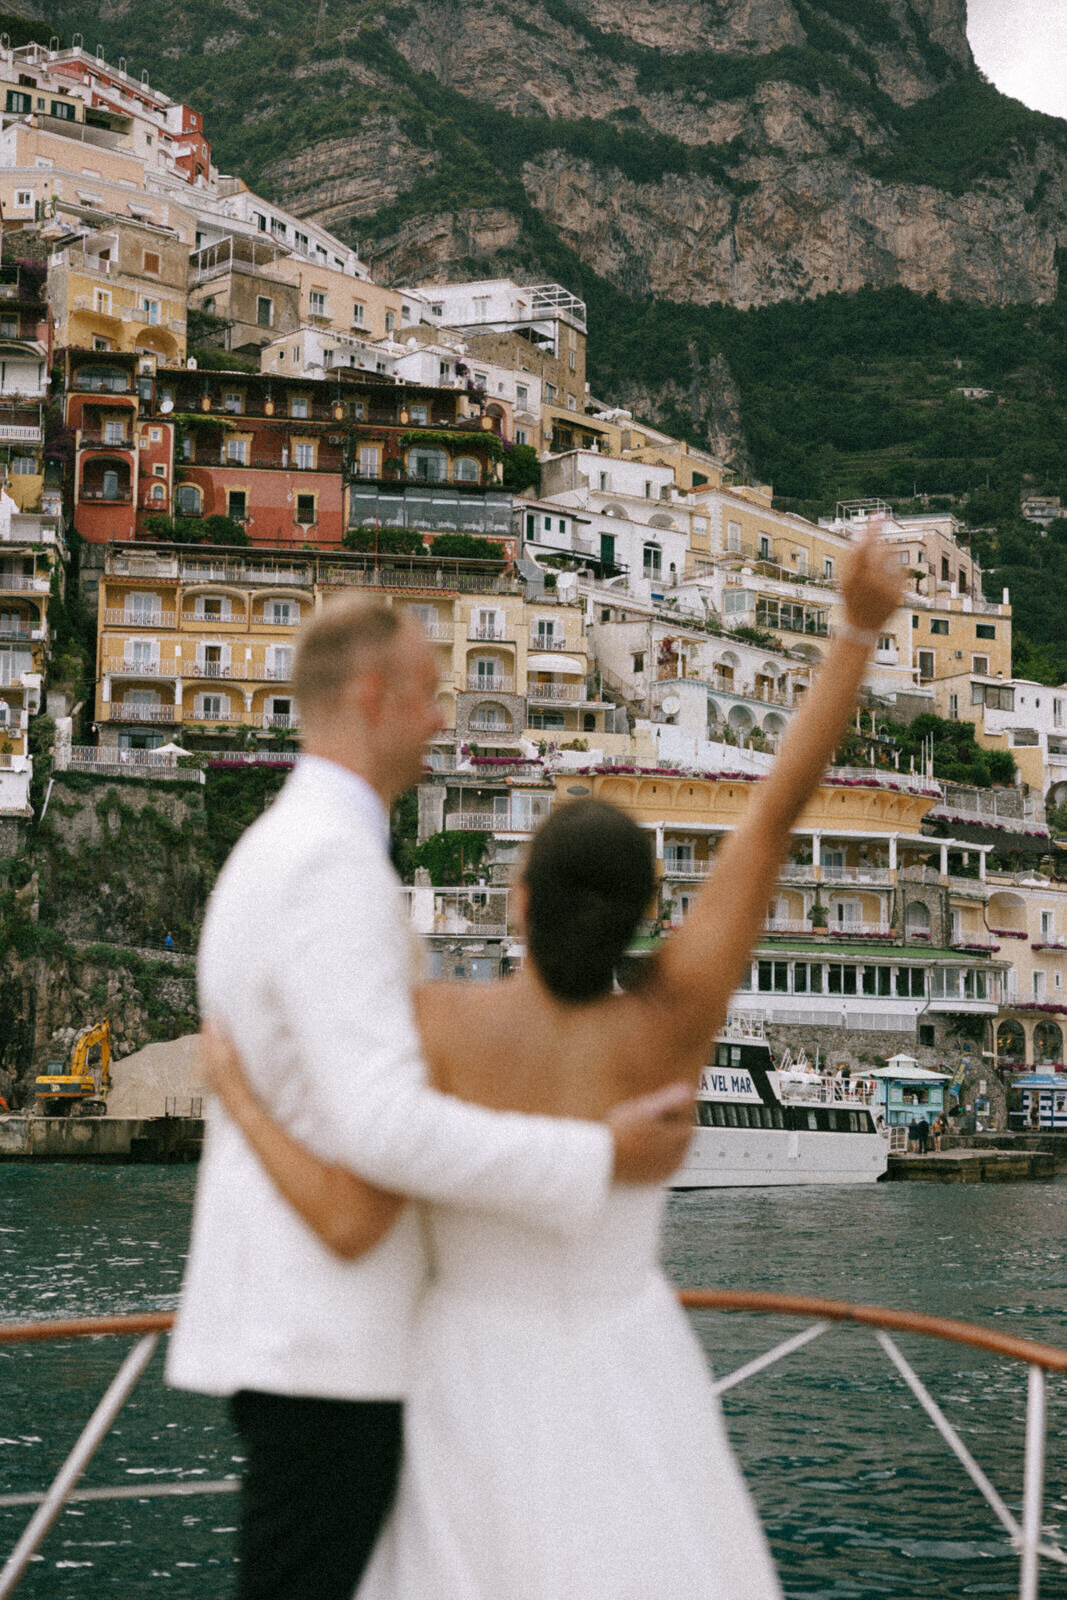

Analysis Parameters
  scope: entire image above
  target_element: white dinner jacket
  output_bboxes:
[166,757,612,1401]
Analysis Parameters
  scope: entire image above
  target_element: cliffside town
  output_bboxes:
[0,36,1065,1127]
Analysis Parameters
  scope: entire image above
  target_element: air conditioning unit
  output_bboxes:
[955,650,964,659]
[328,434,342,445]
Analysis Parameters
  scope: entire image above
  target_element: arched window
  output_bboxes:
[409,446,447,483]
[905,902,931,937]
[453,456,480,483]
[176,483,202,515]
[1033,1020,1062,1064]
[150,482,166,502]
[996,1019,1025,1064]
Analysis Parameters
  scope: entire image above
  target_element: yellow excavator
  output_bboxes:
[34,1021,112,1116]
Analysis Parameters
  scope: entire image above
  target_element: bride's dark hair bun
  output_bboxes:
[522,799,655,1002]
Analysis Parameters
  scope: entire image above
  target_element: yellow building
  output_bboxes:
[47,212,189,362]
[987,872,1067,1068]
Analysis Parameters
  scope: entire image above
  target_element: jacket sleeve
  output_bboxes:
[273,845,613,1234]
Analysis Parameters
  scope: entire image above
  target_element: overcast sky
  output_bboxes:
[967,0,1067,120]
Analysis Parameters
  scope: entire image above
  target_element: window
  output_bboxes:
[152,463,166,478]
[566,395,576,411]
[823,557,835,580]
[643,543,662,577]
[757,961,789,993]
[632,652,644,674]
[226,438,248,465]
[917,650,935,681]
[900,549,911,564]
[758,534,771,560]
[141,298,160,326]
[266,600,298,625]
[931,618,949,635]
[309,290,327,318]
[143,251,160,275]
[227,490,247,520]
[410,447,446,483]
[453,457,480,483]
[545,383,557,403]
[972,654,990,675]
[726,521,741,553]
[408,403,428,425]
[949,693,958,719]
[256,296,273,328]
[296,494,316,524]
[14,188,32,210]
[516,384,529,405]
[289,396,308,419]
[176,484,201,515]
[515,428,528,446]
[294,443,315,470]
[50,100,75,120]
[976,623,996,640]
[384,311,395,332]
[198,694,226,720]
[793,962,823,994]
[94,288,112,315]
[357,444,379,478]
[895,967,926,998]
[351,302,365,326]
[103,419,126,445]
[5,91,31,114]
[224,392,243,414]
[861,965,892,997]
[826,964,857,995]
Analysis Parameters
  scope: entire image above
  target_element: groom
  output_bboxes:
[166,597,693,1600]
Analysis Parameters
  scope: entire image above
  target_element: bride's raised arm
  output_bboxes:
[651,527,904,1057]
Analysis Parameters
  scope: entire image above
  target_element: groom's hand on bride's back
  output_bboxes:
[607,1082,694,1184]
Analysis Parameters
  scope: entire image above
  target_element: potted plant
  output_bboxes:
[808,903,829,929]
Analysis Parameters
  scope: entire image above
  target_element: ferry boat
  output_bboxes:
[672,1018,889,1187]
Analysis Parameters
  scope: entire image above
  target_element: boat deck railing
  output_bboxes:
[0,1294,1064,1599]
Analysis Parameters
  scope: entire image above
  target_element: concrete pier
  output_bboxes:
[0,1115,203,1163]
[886,1148,1058,1182]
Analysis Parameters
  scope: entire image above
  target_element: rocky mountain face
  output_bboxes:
[44,0,1067,313]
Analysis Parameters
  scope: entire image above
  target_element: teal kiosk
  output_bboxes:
[870,1054,949,1130]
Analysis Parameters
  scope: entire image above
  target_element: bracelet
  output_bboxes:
[836,621,880,649]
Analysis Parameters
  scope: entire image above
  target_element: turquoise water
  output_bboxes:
[0,1165,1065,1598]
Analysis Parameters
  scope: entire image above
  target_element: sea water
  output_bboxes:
[0,1165,1064,1598]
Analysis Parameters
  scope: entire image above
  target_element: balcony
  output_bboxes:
[467,715,517,733]
[950,932,1001,952]
[107,703,177,724]
[779,863,815,881]
[445,805,549,833]
[0,620,37,642]
[465,674,515,694]
[80,487,133,503]
[104,657,179,678]
[78,430,133,449]
[409,618,454,642]
[526,682,585,702]
[764,919,895,939]
[0,422,42,445]
[821,866,893,886]
[0,573,49,594]
[402,887,509,940]
[104,610,177,628]
[662,859,713,880]
[528,632,573,651]
[189,662,239,679]
[468,625,513,643]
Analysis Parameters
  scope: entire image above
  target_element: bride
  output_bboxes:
[202,529,902,1598]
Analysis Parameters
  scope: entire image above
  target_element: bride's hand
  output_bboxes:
[840,523,905,635]
[199,1019,259,1121]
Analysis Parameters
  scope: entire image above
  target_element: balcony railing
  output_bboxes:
[409,618,455,642]
[445,806,550,833]
[78,430,132,449]
[764,918,894,938]
[950,932,1001,951]
[0,573,49,593]
[527,682,584,702]
[62,746,204,783]
[107,703,177,723]
[779,863,815,880]
[821,866,893,885]
[465,674,515,694]
[104,658,179,677]
[79,487,133,503]
[467,715,516,733]
[0,621,34,642]
[104,610,176,628]
[468,625,513,643]
[662,859,713,879]
[529,632,573,651]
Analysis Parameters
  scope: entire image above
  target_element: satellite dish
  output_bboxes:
[662,695,681,716]
[159,397,173,413]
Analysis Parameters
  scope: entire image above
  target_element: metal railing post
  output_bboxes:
[1019,1364,1047,1600]
[0,1334,159,1599]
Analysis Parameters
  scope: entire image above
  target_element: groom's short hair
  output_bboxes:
[293,596,404,714]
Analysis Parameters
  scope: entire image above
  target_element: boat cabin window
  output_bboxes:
[715,1044,743,1068]
[771,1106,785,1129]
[806,1111,819,1130]
[696,1102,716,1127]
[723,1104,739,1128]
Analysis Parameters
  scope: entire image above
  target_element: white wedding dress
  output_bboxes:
[357,1185,783,1600]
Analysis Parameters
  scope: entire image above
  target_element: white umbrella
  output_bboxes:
[154,742,190,756]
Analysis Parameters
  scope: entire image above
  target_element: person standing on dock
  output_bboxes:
[165,599,693,1600]
[915,1115,931,1154]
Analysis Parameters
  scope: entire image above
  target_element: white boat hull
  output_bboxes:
[671,1126,888,1188]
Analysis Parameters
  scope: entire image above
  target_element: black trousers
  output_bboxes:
[229,1390,403,1600]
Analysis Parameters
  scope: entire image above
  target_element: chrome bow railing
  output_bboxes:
[0,1295,1064,1598]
